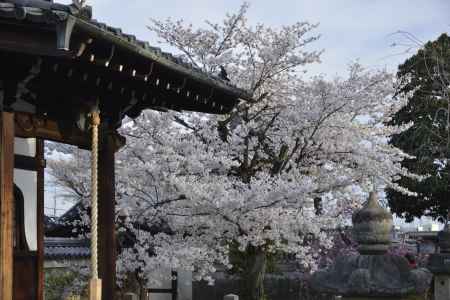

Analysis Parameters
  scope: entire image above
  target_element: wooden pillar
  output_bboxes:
[0,112,14,300]
[36,138,45,300]
[98,125,116,300]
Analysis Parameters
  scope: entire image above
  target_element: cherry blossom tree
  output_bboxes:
[47,3,418,300]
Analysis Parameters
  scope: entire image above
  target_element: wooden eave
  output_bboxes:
[0,0,251,120]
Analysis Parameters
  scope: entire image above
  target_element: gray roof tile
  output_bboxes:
[44,237,90,259]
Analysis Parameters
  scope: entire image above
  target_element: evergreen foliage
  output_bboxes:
[387,33,450,221]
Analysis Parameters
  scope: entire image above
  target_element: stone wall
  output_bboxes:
[193,273,334,300]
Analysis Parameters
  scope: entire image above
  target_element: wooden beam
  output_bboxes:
[98,125,117,300]
[0,112,15,300]
[14,154,46,172]
[14,112,125,151]
[14,112,90,149]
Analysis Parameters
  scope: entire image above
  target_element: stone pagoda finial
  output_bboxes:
[310,191,432,299]
[352,191,393,254]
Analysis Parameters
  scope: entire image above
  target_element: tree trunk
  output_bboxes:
[240,246,267,300]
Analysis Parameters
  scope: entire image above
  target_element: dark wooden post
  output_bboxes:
[171,271,178,300]
[98,124,117,300]
[0,112,14,300]
[36,138,45,300]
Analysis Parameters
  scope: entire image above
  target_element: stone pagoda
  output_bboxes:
[310,191,432,300]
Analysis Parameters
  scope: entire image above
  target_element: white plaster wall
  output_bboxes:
[14,137,38,251]
[148,269,192,300]
[177,270,193,300]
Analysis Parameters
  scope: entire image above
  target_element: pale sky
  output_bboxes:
[56,0,449,78]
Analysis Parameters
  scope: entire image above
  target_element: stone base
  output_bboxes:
[434,275,450,300]
[344,295,426,300]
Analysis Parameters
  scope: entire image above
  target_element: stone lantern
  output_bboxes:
[310,191,432,300]
[428,222,450,300]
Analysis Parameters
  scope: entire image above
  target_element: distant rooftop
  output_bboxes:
[44,237,90,260]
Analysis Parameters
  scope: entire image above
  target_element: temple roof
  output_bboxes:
[45,201,173,238]
[0,0,251,123]
[44,237,90,259]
